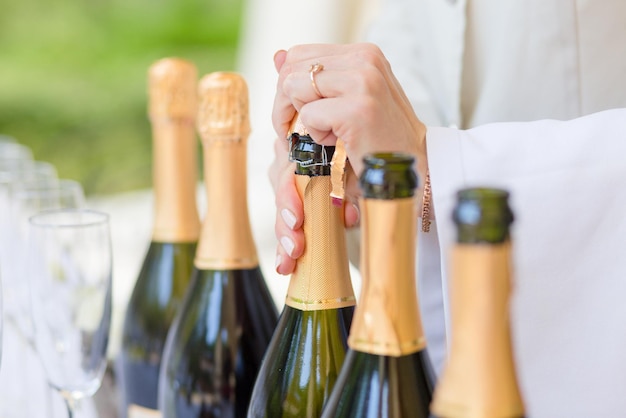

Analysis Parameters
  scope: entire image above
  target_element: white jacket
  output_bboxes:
[369,1,626,416]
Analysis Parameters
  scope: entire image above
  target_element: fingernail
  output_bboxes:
[280,236,295,257]
[281,208,297,230]
[275,254,282,270]
[352,203,360,224]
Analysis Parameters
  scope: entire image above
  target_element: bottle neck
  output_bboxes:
[151,119,200,243]
[347,196,426,356]
[431,241,524,417]
[285,174,355,310]
[194,140,258,269]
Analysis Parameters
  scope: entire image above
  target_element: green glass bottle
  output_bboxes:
[430,188,525,418]
[158,72,279,418]
[119,57,201,418]
[321,153,434,418]
[247,120,356,417]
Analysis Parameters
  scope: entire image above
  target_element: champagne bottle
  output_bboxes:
[430,188,525,418]
[321,153,435,418]
[247,120,356,417]
[119,57,201,418]
[158,72,279,418]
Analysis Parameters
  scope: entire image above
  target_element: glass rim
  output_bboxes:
[28,208,109,228]
[13,179,83,198]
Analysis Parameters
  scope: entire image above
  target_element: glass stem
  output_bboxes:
[64,397,75,418]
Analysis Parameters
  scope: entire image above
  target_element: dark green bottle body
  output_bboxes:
[430,187,525,418]
[159,266,278,418]
[248,132,356,417]
[119,56,201,417]
[322,350,434,417]
[247,306,354,417]
[322,152,434,418]
[120,241,196,414]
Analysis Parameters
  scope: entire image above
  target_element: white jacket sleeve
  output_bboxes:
[425,108,626,417]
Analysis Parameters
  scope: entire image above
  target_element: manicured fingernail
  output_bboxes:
[352,203,360,224]
[280,236,295,257]
[281,208,297,230]
[275,254,282,270]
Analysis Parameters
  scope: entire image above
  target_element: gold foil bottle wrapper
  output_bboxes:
[197,72,251,144]
[288,113,346,204]
[431,243,525,418]
[348,197,426,356]
[148,57,200,242]
[285,175,356,310]
[330,138,347,206]
[194,71,258,269]
[288,114,308,137]
[148,58,198,122]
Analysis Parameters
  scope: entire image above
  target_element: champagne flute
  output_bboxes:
[0,160,57,417]
[0,134,16,143]
[9,179,85,337]
[0,141,33,161]
[0,162,58,336]
[0,137,30,374]
[1,180,86,417]
[0,161,57,250]
[27,209,112,418]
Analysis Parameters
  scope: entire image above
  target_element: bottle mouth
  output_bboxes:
[289,133,336,176]
[360,152,418,199]
[453,187,514,244]
[456,187,509,201]
[363,152,415,169]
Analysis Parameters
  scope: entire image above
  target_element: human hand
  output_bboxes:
[268,136,360,275]
[271,43,428,274]
[273,43,427,176]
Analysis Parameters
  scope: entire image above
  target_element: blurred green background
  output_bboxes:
[0,0,243,195]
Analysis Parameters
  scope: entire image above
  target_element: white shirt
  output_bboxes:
[368,1,626,416]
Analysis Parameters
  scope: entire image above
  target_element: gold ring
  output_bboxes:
[309,63,324,98]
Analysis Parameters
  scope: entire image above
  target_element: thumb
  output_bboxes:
[273,49,287,72]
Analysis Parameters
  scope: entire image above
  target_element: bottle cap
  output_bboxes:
[197,72,251,143]
[148,58,198,121]
[287,114,335,176]
[360,152,418,199]
[453,187,514,243]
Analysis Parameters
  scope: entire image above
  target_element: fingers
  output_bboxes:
[272,44,420,175]
[272,43,387,140]
[273,49,287,72]
[275,206,305,275]
[268,137,293,193]
[343,163,361,228]
[270,42,429,272]
[273,164,305,275]
[344,202,360,229]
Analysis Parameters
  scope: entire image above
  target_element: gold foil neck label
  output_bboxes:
[329,138,347,203]
[148,58,197,121]
[348,197,426,356]
[193,256,259,271]
[431,243,525,417]
[194,141,258,269]
[149,58,200,242]
[285,175,355,310]
[151,100,200,242]
[197,72,250,144]
[288,113,308,137]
